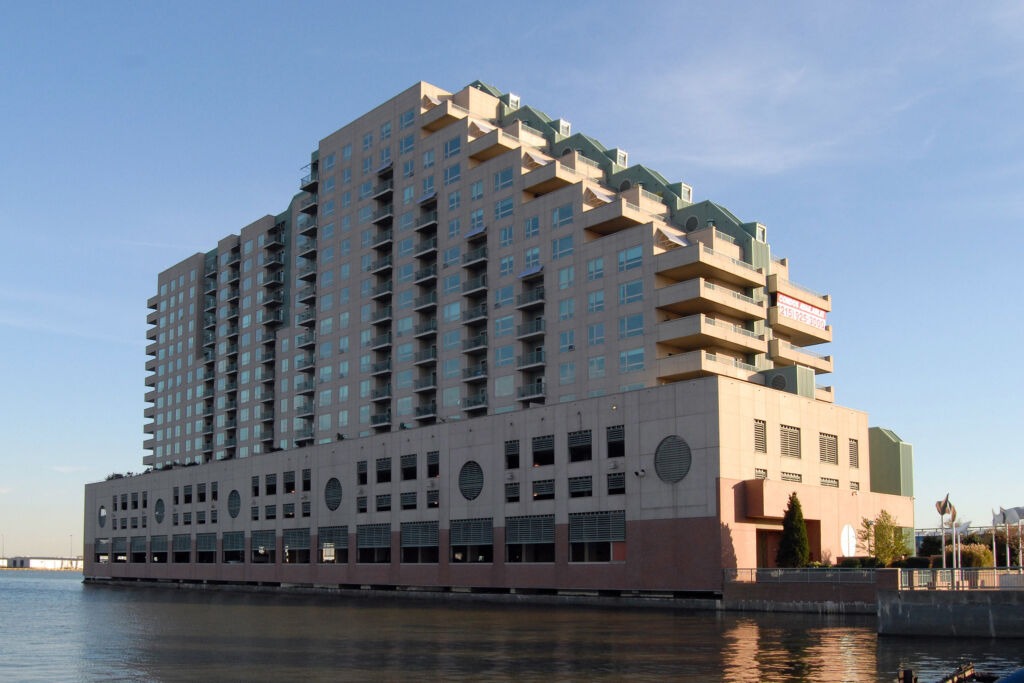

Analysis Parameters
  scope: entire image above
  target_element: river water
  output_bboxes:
[1,571,1020,682]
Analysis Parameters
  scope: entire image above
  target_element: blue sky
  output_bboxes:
[1,2,1021,556]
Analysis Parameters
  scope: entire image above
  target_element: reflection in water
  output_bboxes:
[2,572,1022,682]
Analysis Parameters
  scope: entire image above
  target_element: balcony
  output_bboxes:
[297,217,317,237]
[522,161,577,195]
[768,307,833,346]
[371,229,393,247]
[371,384,392,402]
[656,278,766,321]
[295,354,315,371]
[263,310,284,326]
[264,272,285,288]
[769,339,833,374]
[462,362,488,382]
[372,206,394,225]
[467,127,520,161]
[462,275,487,296]
[767,273,831,313]
[297,262,317,281]
[414,264,437,284]
[414,318,438,337]
[655,314,768,356]
[296,309,316,327]
[414,237,438,257]
[815,385,835,404]
[371,412,392,428]
[516,318,546,340]
[462,246,488,268]
[415,402,438,420]
[297,284,316,303]
[462,303,487,323]
[415,210,438,232]
[295,400,315,417]
[516,287,545,309]
[264,231,285,249]
[299,193,318,215]
[263,291,284,306]
[462,332,488,353]
[146,309,159,325]
[295,378,316,394]
[296,331,316,349]
[418,190,437,207]
[370,255,393,274]
[370,282,393,299]
[655,243,766,289]
[517,382,546,401]
[371,179,394,200]
[516,349,546,370]
[414,292,437,310]
[583,198,648,236]
[369,332,392,350]
[413,375,437,392]
[371,306,393,324]
[463,393,488,411]
[300,169,318,192]
[370,359,392,375]
[656,350,761,383]
[264,252,286,269]
[420,99,469,131]
[297,238,317,258]
[413,347,437,365]
[261,371,275,384]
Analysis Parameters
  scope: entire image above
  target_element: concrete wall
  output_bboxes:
[878,587,1024,637]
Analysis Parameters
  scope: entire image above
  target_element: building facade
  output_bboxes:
[84,80,913,595]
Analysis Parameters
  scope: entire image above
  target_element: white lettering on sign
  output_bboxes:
[778,292,826,329]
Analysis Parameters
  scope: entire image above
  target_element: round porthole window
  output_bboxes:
[228,490,241,519]
[654,435,692,484]
[325,477,343,511]
[98,506,107,528]
[458,461,484,501]
[154,499,165,524]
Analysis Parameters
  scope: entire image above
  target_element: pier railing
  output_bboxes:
[726,568,876,584]
[897,568,1024,591]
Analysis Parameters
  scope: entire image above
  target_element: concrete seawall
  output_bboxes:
[878,588,1024,637]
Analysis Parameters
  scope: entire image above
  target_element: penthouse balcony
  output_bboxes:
[656,350,761,383]
[583,198,648,236]
[656,314,768,356]
[816,385,835,403]
[300,169,318,192]
[467,127,520,161]
[522,161,577,196]
[767,273,831,313]
[656,278,766,321]
[420,99,469,131]
[767,307,833,346]
[656,243,766,289]
[769,338,834,374]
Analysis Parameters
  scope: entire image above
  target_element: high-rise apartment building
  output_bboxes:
[85,81,913,594]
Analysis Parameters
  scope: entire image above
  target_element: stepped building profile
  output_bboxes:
[84,81,913,594]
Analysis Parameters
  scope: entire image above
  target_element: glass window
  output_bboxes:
[399,134,414,154]
[400,108,415,129]
[558,266,574,290]
[444,163,461,185]
[588,322,605,346]
[559,330,575,352]
[470,180,483,200]
[523,215,539,238]
[499,255,514,276]
[588,356,606,379]
[618,245,643,271]
[499,226,513,247]
[443,136,461,158]
[619,313,644,338]
[494,197,514,220]
[559,298,575,320]
[619,279,643,304]
[552,236,573,260]
[524,247,540,269]
[494,166,513,190]
[587,290,604,312]
[619,348,644,373]
[552,203,574,227]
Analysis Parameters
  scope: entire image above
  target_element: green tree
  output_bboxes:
[777,492,810,567]
[858,510,911,566]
